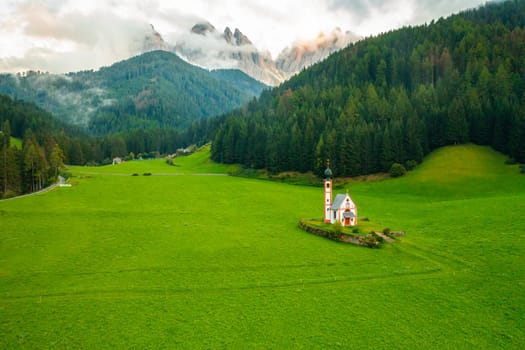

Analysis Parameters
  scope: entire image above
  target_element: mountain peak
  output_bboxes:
[233,28,252,46]
[224,27,234,44]
[157,21,359,86]
[223,27,252,46]
[191,22,216,35]
[142,24,169,52]
[275,28,360,77]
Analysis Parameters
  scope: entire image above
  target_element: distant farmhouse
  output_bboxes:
[112,157,123,165]
[323,166,358,227]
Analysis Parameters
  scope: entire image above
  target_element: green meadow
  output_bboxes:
[0,144,524,348]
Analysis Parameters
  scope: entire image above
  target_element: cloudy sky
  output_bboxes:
[0,0,488,73]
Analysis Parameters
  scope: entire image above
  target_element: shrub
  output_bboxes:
[2,190,18,199]
[383,228,391,235]
[389,163,407,177]
[521,165,525,174]
[362,234,380,247]
[330,222,343,239]
[352,228,359,234]
[125,152,135,161]
[59,171,72,180]
[132,173,139,176]
[143,173,152,176]
[505,158,517,165]
[406,160,418,171]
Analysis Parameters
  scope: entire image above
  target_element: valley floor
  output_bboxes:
[0,145,524,348]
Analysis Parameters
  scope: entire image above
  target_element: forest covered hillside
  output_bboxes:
[0,95,87,198]
[0,92,199,199]
[211,0,525,176]
[0,51,267,135]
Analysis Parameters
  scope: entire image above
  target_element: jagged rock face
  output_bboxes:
[224,27,234,44]
[139,22,359,86]
[275,28,361,79]
[142,25,170,52]
[234,50,286,87]
[233,28,252,46]
[173,25,285,85]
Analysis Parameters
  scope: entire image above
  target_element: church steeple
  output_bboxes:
[324,160,333,223]
[324,160,333,180]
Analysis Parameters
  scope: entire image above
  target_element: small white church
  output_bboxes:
[323,166,358,227]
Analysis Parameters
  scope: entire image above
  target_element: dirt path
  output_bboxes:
[0,183,59,202]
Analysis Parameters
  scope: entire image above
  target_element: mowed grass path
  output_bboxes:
[1,145,524,348]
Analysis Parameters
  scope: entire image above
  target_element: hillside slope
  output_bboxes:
[0,51,267,135]
[211,0,525,175]
[359,144,525,201]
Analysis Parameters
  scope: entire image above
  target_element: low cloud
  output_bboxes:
[327,0,487,36]
[0,0,487,73]
[0,1,155,73]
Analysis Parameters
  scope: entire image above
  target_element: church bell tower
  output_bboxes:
[324,163,333,223]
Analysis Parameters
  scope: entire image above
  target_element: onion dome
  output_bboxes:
[324,166,333,180]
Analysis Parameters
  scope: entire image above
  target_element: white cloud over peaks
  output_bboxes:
[0,1,154,72]
[0,0,487,73]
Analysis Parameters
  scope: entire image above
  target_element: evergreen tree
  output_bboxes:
[380,127,395,171]
[445,97,469,145]
[23,140,47,193]
[49,144,66,179]
[1,120,11,194]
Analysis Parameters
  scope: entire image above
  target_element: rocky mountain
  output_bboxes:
[276,28,361,79]
[141,24,170,52]
[140,22,360,86]
[173,22,286,86]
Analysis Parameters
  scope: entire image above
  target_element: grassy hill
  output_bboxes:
[0,145,523,348]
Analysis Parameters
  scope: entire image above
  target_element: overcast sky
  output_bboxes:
[0,0,488,73]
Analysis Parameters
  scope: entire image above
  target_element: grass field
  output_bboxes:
[1,144,524,348]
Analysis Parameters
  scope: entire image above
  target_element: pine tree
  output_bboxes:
[49,144,66,180]
[446,97,469,145]
[23,141,40,193]
[380,127,395,171]
[1,120,11,194]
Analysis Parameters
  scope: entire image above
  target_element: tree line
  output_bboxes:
[211,0,525,176]
[0,94,202,198]
[0,119,66,198]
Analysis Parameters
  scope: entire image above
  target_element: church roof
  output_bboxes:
[331,193,356,210]
[343,211,356,218]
